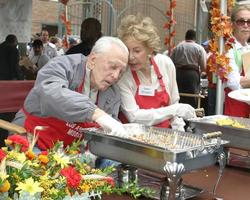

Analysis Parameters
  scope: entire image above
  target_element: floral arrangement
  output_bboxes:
[0,134,154,200]
[164,0,177,55]
[207,0,235,81]
[60,0,72,49]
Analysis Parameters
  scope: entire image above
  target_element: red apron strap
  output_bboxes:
[150,57,167,92]
[76,65,87,93]
[131,70,141,87]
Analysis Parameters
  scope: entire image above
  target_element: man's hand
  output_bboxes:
[95,113,127,136]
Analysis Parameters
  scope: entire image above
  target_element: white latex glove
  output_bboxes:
[163,103,196,120]
[176,103,196,119]
[95,114,127,136]
[171,117,185,132]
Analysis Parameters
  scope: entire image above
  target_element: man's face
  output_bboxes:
[233,10,250,41]
[33,45,43,56]
[41,31,49,43]
[88,45,128,91]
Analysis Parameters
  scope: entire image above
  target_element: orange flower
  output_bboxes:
[208,0,234,81]
[25,150,36,160]
[170,0,177,8]
[164,0,177,54]
[60,0,69,5]
[166,11,172,17]
[0,180,10,192]
[163,23,170,29]
[38,154,49,165]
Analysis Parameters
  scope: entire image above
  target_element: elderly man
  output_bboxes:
[12,36,129,151]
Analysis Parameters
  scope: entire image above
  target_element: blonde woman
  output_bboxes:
[117,14,196,130]
[224,5,250,117]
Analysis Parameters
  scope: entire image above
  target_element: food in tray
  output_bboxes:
[127,132,177,149]
[125,130,203,151]
[216,118,234,126]
[216,118,246,129]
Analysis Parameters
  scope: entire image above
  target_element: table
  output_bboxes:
[103,165,250,200]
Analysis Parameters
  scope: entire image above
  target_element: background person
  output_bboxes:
[224,4,250,117]
[20,39,50,80]
[202,40,216,116]
[12,36,129,151]
[29,39,50,70]
[66,18,102,56]
[28,29,58,60]
[19,39,49,80]
[0,34,23,147]
[50,36,65,56]
[170,29,207,108]
[67,37,78,50]
[0,34,23,80]
[117,14,196,131]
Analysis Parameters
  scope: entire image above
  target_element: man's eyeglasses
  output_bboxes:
[235,19,250,27]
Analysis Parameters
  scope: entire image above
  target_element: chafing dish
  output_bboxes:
[82,124,228,200]
[83,124,227,173]
[188,115,250,150]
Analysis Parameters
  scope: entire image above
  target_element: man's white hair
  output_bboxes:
[91,36,128,55]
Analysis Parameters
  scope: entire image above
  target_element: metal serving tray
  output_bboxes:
[82,124,227,174]
[188,115,250,150]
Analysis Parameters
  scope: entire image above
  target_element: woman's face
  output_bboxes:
[124,37,152,71]
[233,10,250,42]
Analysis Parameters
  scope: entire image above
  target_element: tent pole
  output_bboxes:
[215,0,227,115]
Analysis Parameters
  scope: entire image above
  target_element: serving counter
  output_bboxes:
[102,165,250,200]
[82,124,228,200]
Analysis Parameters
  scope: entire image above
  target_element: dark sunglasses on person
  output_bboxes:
[235,18,250,27]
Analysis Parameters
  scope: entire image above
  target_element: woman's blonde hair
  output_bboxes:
[231,4,250,22]
[117,14,161,53]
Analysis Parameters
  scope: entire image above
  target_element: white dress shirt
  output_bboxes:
[226,38,250,90]
[117,53,180,126]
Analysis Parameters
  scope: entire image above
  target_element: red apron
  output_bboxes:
[119,57,170,128]
[224,70,250,118]
[224,87,250,118]
[23,69,99,151]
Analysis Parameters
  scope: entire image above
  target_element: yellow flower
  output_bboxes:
[53,153,71,168]
[80,183,90,192]
[40,172,49,181]
[0,173,9,182]
[49,187,59,195]
[8,151,26,163]
[0,158,9,181]
[16,177,44,195]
